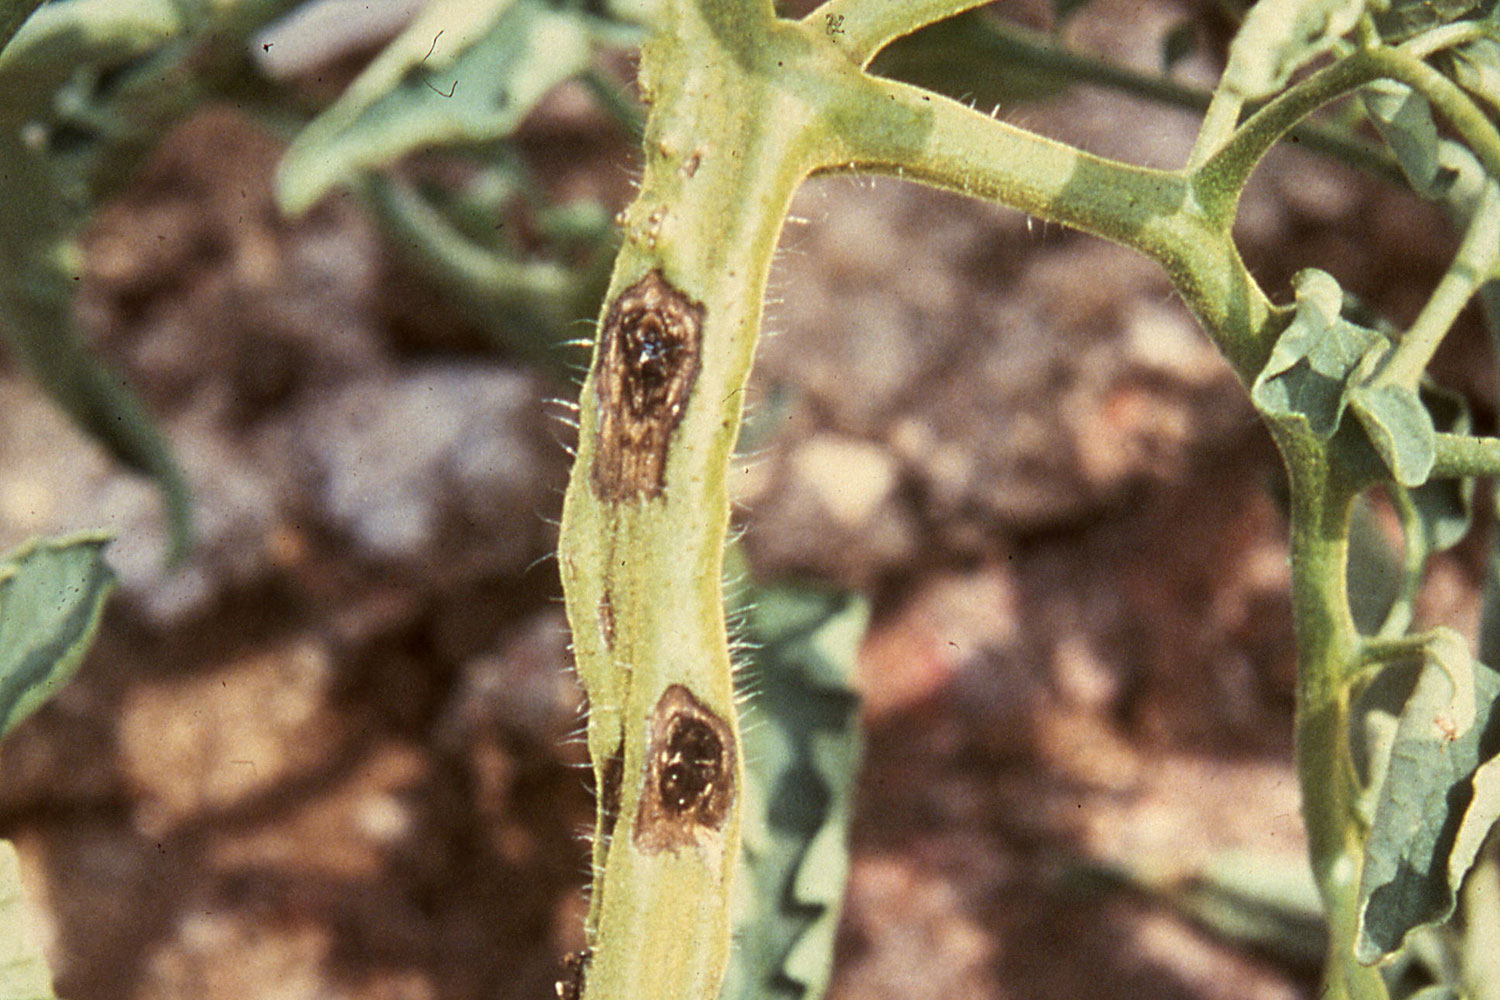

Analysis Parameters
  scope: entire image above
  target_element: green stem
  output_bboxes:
[1400,18,1499,62]
[941,17,1397,180]
[824,71,1280,381]
[1279,432,1389,1000]
[1188,88,1247,169]
[1370,44,1500,180]
[1199,43,1500,227]
[1432,431,1500,479]
[1196,52,1390,225]
[808,0,993,67]
[1380,180,1500,388]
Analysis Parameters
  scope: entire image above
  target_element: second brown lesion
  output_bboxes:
[591,270,705,502]
[634,684,735,853]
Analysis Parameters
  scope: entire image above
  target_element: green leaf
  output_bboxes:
[0,840,57,1000]
[1361,81,1449,199]
[1221,0,1366,100]
[1349,382,1438,486]
[1252,268,1385,437]
[722,582,868,1000]
[1357,628,1500,962]
[1403,987,1462,1000]
[0,254,192,562]
[0,533,114,739]
[277,0,592,216]
[1412,386,1474,552]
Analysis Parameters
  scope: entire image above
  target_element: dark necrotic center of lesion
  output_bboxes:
[634,684,734,852]
[592,270,704,502]
[658,715,724,814]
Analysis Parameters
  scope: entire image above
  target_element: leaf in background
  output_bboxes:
[1348,385,1473,637]
[1362,81,1450,200]
[1357,628,1500,962]
[1348,382,1437,487]
[1403,987,1463,1000]
[1252,268,1385,437]
[0,840,56,1000]
[0,533,113,739]
[721,582,868,1000]
[277,0,592,216]
[361,174,606,371]
[0,0,194,560]
[1221,0,1366,100]
[868,10,1076,111]
[1100,850,1328,969]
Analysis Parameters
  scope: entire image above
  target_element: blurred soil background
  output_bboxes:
[0,1,1488,998]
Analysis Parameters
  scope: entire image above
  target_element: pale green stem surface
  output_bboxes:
[1381,180,1500,389]
[1279,430,1389,1000]
[1188,88,1247,169]
[1433,431,1500,479]
[558,7,847,999]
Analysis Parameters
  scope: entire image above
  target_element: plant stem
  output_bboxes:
[1400,19,1499,62]
[944,16,1397,181]
[1380,180,1500,388]
[1196,52,1391,224]
[1279,429,1389,1000]
[825,71,1281,381]
[1432,431,1500,479]
[1369,45,1500,180]
[1188,88,1246,168]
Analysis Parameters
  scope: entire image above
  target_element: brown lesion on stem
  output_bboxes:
[598,738,625,848]
[554,948,590,1000]
[591,270,704,502]
[634,684,735,853]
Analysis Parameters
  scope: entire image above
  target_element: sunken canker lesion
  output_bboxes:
[591,270,704,502]
[633,684,735,853]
